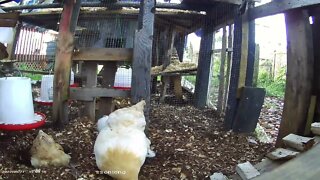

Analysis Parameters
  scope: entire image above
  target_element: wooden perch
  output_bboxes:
[266,148,299,161]
[282,134,315,151]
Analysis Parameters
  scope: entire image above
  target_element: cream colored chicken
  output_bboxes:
[30,130,71,167]
[94,100,155,180]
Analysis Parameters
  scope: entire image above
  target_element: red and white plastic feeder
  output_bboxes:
[0,77,46,131]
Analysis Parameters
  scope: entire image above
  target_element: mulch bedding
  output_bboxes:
[0,99,273,180]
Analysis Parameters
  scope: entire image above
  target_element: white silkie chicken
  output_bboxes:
[94,100,155,180]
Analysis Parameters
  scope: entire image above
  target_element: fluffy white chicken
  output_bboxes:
[94,100,155,180]
[30,130,71,167]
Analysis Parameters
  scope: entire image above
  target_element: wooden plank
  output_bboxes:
[131,0,155,124]
[224,15,242,130]
[217,26,227,114]
[0,20,17,27]
[70,87,130,101]
[282,134,315,151]
[52,0,81,128]
[97,62,117,118]
[238,11,249,97]
[248,0,320,21]
[0,12,20,19]
[223,24,233,113]
[275,9,314,146]
[232,87,266,133]
[194,13,215,108]
[81,62,97,120]
[72,48,133,61]
[255,144,320,180]
[252,44,260,87]
[6,22,21,60]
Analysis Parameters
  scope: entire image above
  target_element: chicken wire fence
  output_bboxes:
[10,0,236,110]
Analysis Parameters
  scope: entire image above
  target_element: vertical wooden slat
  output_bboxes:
[131,0,155,124]
[245,2,256,86]
[223,24,233,112]
[217,26,227,114]
[276,9,314,146]
[52,0,81,127]
[194,13,215,108]
[7,22,21,60]
[224,15,242,130]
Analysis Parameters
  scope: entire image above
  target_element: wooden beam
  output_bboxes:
[217,26,227,114]
[52,0,81,128]
[248,0,320,21]
[194,13,215,108]
[70,87,130,101]
[276,9,314,147]
[73,48,133,61]
[256,144,320,180]
[131,0,155,123]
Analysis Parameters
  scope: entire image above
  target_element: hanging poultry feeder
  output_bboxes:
[113,67,131,91]
[0,77,46,131]
[34,71,75,106]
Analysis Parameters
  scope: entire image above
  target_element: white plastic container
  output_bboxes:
[40,75,54,101]
[0,9,14,44]
[0,77,35,124]
[114,68,132,88]
[39,71,74,101]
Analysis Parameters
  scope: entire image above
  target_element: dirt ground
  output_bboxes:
[0,97,274,180]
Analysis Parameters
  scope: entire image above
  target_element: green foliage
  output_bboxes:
[258,67,286,98]
[18,63,42,81]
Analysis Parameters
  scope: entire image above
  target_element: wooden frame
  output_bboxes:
[73,48,133,61]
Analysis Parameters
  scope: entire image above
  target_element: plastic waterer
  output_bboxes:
[0,9,14,44]
[0,77,35,124]
[114,68,132,89]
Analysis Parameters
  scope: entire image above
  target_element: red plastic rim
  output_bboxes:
[34,98,53,106]
[113,86,131,91]
[0,112,46,131]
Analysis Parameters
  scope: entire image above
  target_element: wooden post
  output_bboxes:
[223,24,233,112]
[131,0,155,123]
[194,13,215,108]
[312,16,320,122]
[159,26,175,103]
[98,62,117,118]
[217,26,227,114]
[7,22,21,60]
[245,2,256,86]
[276,9,314,147]
[52,0,81,128]
[82,62,97,120]
[224,15,243,130]
[253,44,260,87]
[174,33,186,62]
